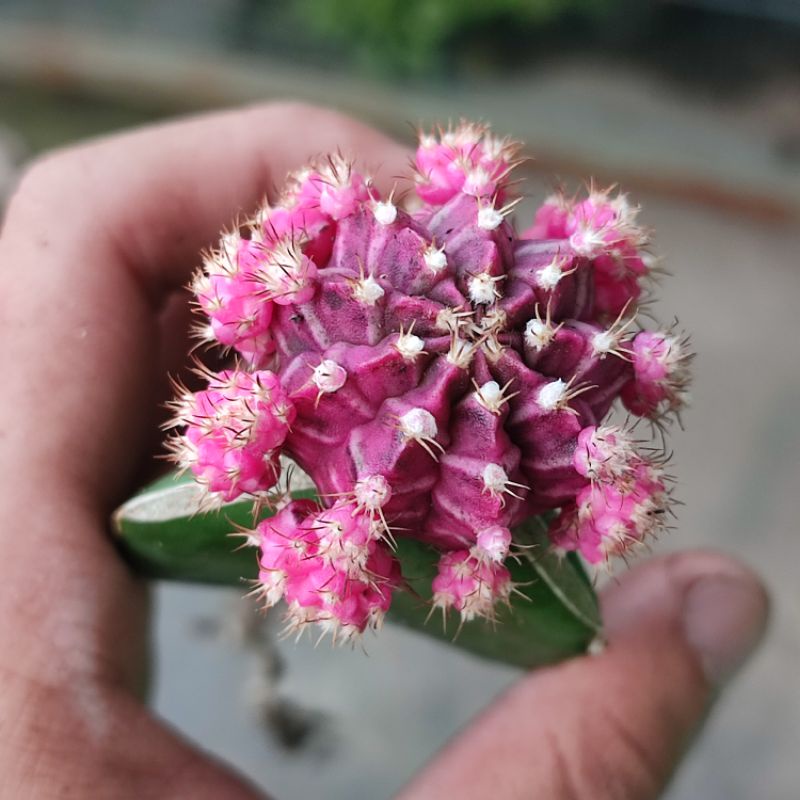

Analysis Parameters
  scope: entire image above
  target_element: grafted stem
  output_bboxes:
[114,471,600,668]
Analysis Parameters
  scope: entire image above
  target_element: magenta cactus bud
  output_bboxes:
[354,474,392,511]
[257,499,319,605]
[475,525,513,563]
[524,188,650,317]
[256,498,400,640]
[621,330,692,418]
[299,154,371,221]
[573,425,637,482]
[168,369,295,503]
[414,122,519,205]
[550,459,668,565]
[258,238,319,306]
[432,549,512,621]
[192,240,276,363]
[170,120,691,639]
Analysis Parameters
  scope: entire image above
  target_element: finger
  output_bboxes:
[0,102,409,507]
[400,550,768,800]
[6,101,410,296]
[0,105,407,798]
[1,682,270,799]
[0,104,408,691]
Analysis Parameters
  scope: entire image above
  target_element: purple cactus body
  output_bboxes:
[170,123,691,641]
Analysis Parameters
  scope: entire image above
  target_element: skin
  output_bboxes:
[0,103,768,799]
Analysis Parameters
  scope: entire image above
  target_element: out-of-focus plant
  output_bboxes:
[293,0,618,74]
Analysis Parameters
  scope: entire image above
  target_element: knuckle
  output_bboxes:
[6,148,79,219]
[14,150,67,198]
[540,728,584,800]
[540,709,665,800]
[601,707,666,799]
[245,99,339,129]
[245,100,379,150]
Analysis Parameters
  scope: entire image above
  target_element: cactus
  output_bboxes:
[165,121,690,644]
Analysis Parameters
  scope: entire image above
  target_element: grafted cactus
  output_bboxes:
[166,121,691,643]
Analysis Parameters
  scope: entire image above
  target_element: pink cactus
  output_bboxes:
[167,369,295,503]
[255,499,399,641]
[168,121,690,641]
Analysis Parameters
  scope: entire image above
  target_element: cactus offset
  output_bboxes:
[167,123,691,642]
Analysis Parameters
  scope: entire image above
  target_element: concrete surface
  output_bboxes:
[0,19,798,222]
[153,186,800,799]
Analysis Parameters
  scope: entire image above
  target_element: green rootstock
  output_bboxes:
[113,472,602,669]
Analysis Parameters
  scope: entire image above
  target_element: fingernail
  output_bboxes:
[682,567,769,687]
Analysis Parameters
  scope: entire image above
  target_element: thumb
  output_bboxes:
[400,550,769,800]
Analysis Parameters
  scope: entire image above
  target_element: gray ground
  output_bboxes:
[152,185,800,800]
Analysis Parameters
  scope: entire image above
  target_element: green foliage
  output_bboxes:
[295,0,614,74]
[114,473,601,668]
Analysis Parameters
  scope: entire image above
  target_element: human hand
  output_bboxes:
[0,103,768,799]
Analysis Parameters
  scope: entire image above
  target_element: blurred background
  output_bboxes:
[0,1,798,798]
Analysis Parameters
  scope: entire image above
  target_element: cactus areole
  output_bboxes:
[159,121,691,646]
